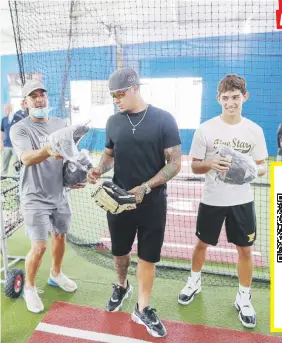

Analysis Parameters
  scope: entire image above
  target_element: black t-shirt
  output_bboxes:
[105,104,181,200]
[277,123,282,156]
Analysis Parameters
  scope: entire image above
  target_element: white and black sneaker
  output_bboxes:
[178,276,201,305]
[106,281,132,312]
[234,290,256,328]
[132,303,167,338]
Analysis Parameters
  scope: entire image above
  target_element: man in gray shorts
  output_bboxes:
[10,79,78,313]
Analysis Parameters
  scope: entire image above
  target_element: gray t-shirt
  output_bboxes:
[10,116,67,210]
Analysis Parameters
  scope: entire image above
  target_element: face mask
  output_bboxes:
[29,107,51,118]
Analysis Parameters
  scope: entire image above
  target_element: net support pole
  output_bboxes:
[112,26,123,115]
[0,198,9,281]
[113,26,123,69]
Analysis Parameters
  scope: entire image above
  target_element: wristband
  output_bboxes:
[257,164,264,175]
[142,182,151,194]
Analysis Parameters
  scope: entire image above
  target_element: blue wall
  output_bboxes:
[126,32,282,156]
[1,46,116,118]
[1,32,281,155]
[1,54,20,105]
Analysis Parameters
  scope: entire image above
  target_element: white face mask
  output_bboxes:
[29,107,50,118]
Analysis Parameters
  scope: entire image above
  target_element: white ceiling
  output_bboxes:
[0,0,279,55]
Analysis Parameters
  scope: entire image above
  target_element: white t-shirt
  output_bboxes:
[190,116,268,206]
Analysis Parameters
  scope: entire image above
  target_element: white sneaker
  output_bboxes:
[23,287,44,313]
[48,271,77,292]
[178,276,201,305]
[234,290,256,328]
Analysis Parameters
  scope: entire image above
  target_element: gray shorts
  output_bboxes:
[22,203,72,241]
[277,155,282,162]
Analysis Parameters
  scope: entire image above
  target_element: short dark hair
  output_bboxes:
[217,74,247,96]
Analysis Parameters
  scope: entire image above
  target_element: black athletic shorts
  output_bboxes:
[107,192,167,263]
[196,201,256,247]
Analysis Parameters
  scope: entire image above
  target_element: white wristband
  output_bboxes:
[257,164,264,175]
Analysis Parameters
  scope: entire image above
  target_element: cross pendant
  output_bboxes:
[132,128,136,134]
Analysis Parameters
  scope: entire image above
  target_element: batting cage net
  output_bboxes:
[1,178,22,239]
[8,0,281,286]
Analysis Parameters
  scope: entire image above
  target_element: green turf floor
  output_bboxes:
[1,228,281,343]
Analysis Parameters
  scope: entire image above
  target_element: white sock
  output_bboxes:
[51,269,61,277]
[239,284,250,294]
[191,270,201,282]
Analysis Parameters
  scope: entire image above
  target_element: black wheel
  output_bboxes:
[4,269,25,299]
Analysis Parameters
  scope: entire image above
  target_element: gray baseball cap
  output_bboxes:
[109,67,140,92]
[22,79,47,97]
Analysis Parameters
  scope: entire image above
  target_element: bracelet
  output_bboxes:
[142,182,151,194]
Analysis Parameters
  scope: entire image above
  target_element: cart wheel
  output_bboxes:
[4,269,25,299]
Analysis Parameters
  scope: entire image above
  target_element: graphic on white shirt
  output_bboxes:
[213,138,252,154]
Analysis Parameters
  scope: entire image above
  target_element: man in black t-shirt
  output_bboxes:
[87,67,181,338]
[277,123,282,161]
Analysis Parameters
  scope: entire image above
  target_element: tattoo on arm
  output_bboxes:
[114,255,131,287]
[148,144,181,188]
[98,148,114,174]
[134,186,146,203]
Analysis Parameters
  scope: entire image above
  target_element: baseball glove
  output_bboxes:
[217,146,258,185]
[63,149,93,187]
[91,181,137,214]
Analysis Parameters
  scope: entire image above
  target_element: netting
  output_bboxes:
[8,0,282,286]
[1,177,23,239]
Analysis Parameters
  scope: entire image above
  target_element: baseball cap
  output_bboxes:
[22,79,47,97]
[109,67,140,92]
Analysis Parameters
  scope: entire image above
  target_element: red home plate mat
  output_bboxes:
[27,302,282,343]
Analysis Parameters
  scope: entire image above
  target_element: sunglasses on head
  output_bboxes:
[110,86,133,99]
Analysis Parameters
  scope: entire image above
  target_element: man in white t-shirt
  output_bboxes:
[178,74,268,329]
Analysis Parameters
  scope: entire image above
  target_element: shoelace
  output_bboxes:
[24,287,44,295]
[182,279,194,294]
[57,272,68,280]
[144,307,159,323]
[52,272,71,282]
[111,284,124,300]
[240,292,252,309]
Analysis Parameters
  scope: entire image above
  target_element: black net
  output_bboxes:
[1,177,23,239]
[8,0,282,287]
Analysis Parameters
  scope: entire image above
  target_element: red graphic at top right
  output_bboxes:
[277,0,282,29]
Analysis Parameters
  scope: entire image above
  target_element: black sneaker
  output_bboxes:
[131,303,167,338]
[106,281,132,312]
